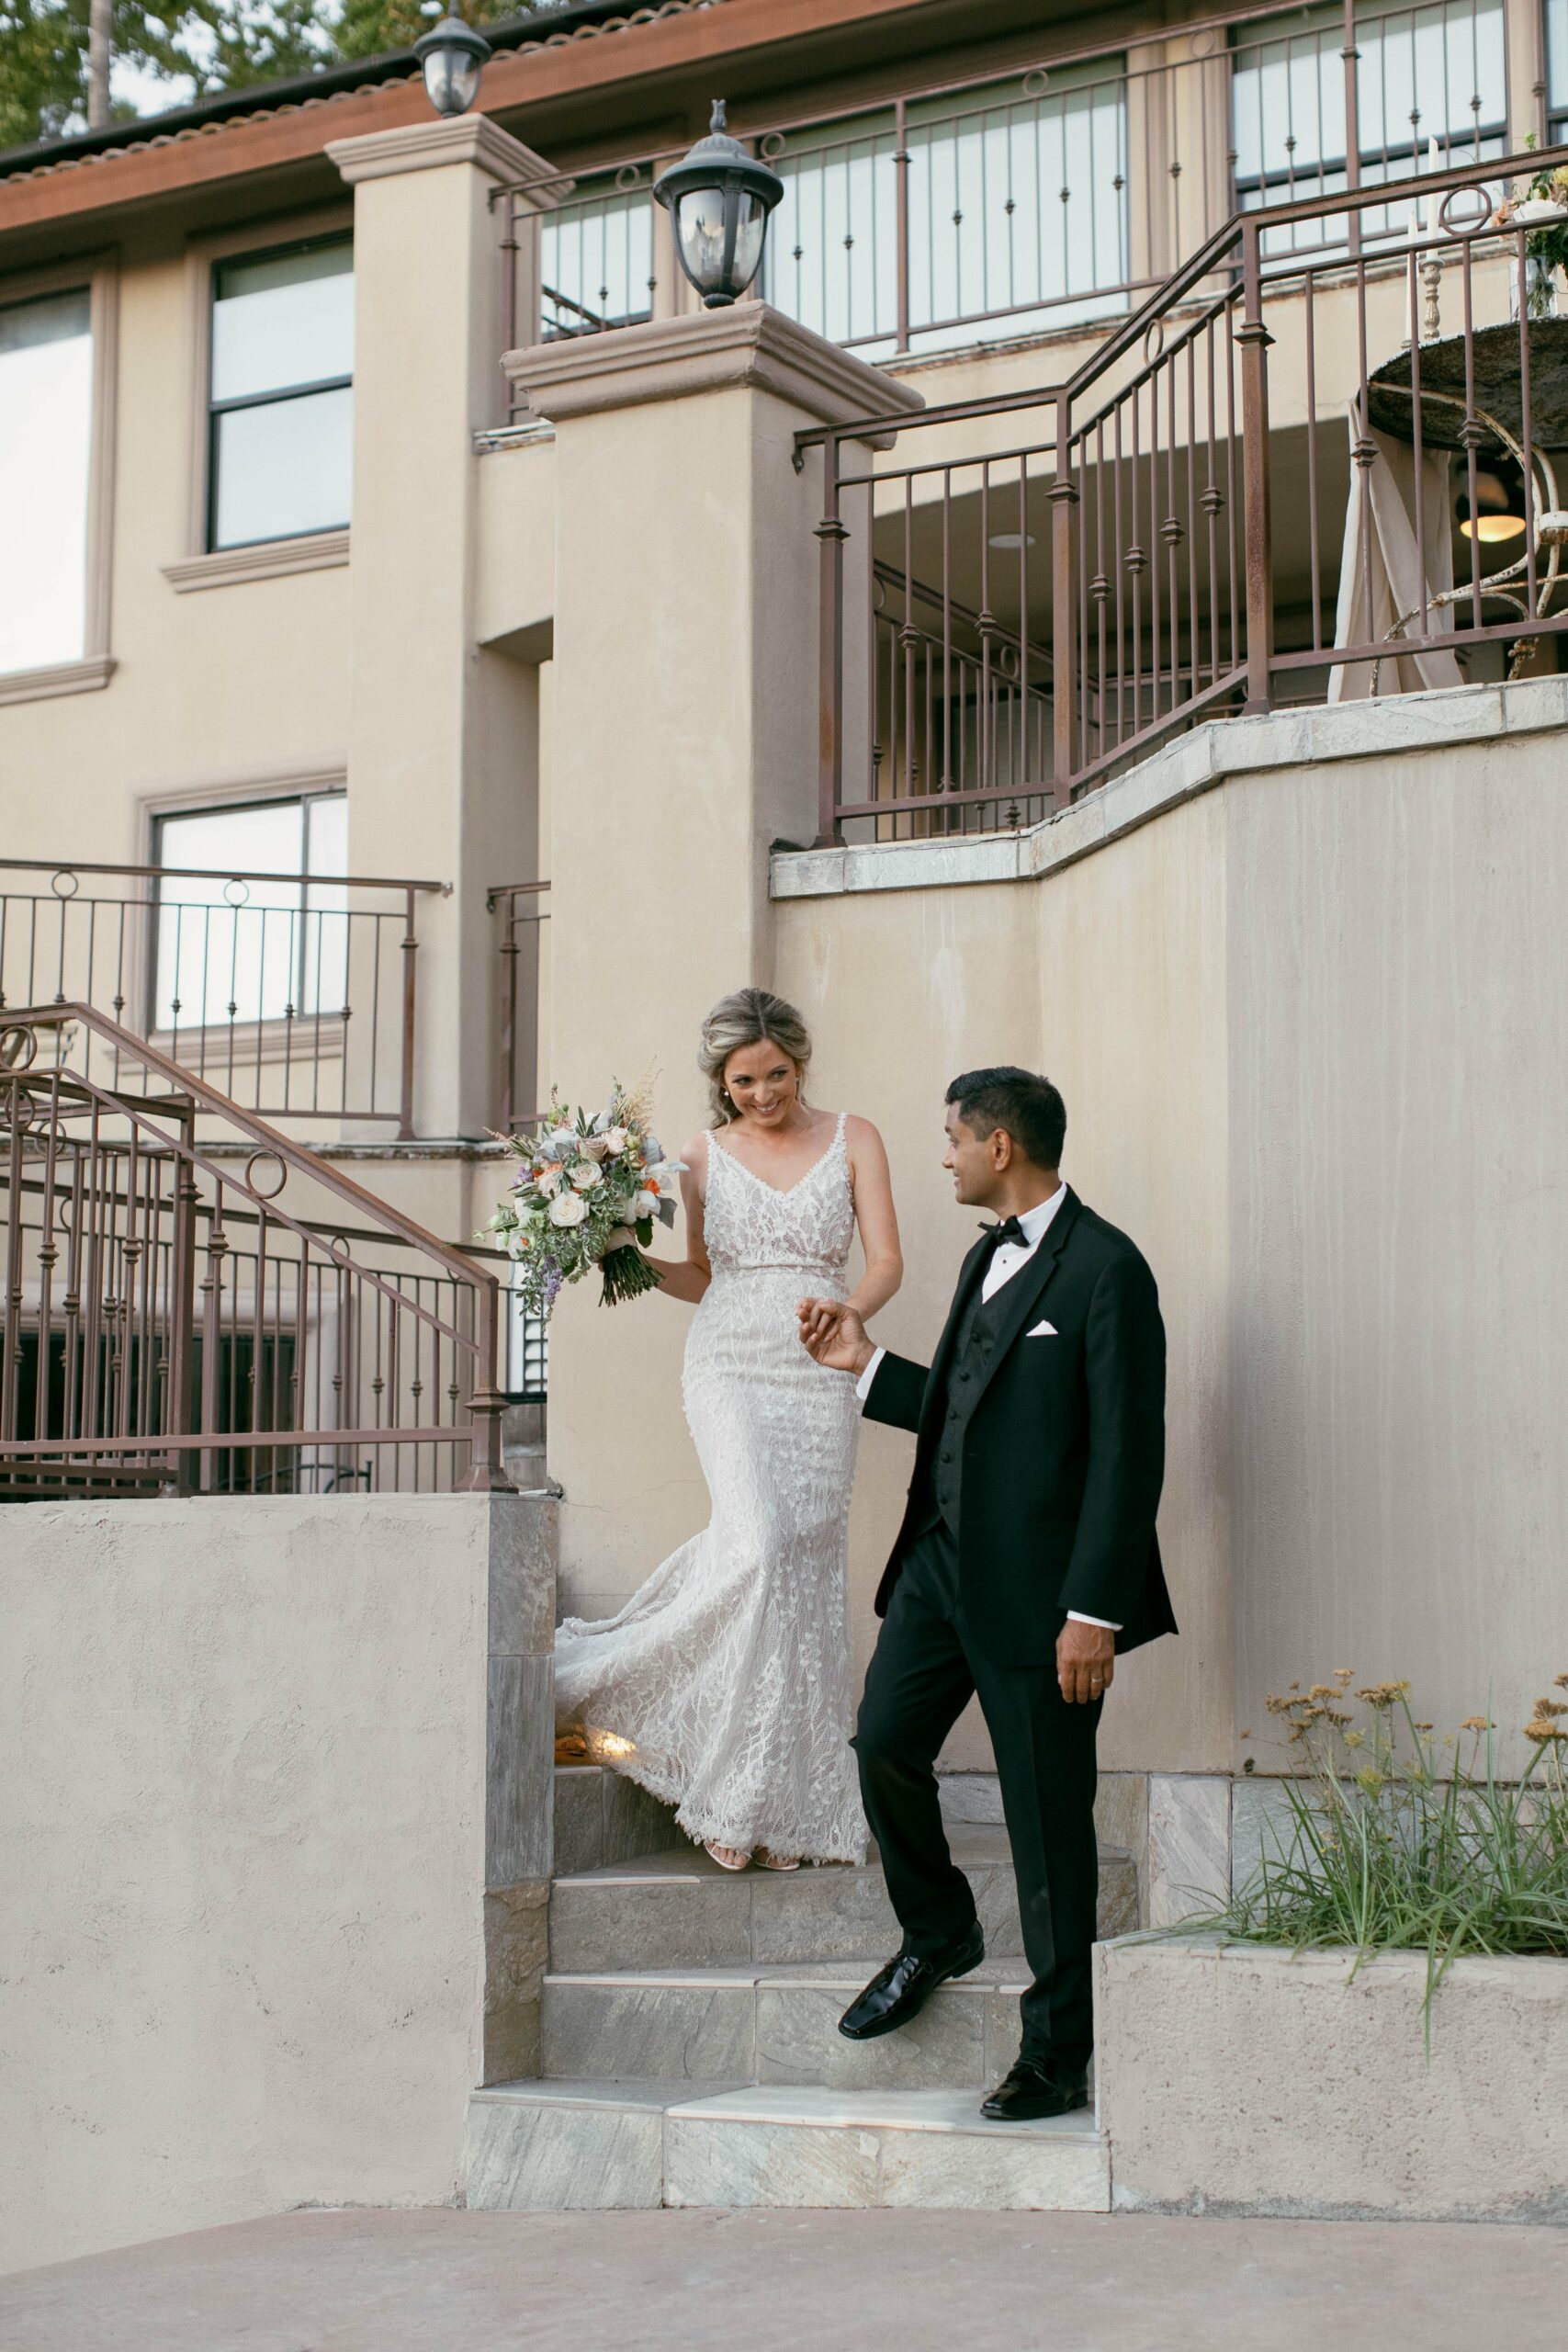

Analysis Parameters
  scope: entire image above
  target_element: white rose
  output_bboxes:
[603,1126,629,1157]
[581,1134,612,1162]
[570,1160,604,1191]
[548,1192,589,1227]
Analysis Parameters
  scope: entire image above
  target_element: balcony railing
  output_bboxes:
[497,0,1521,399]
[0,1004,512,1498]
[489,879,548,1139]
[0,856,448,1135]
[800,141,1568,839]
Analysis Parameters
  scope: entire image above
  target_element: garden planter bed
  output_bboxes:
[1095,1935,1568,2224]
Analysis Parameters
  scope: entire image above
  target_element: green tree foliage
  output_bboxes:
[0,1,560,152]
[334,0,532,65]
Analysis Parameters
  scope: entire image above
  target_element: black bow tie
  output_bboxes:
[980,1216,1028,1249]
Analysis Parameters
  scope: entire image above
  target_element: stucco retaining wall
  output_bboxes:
[0,1490,554,2278]
[1097,1936,1568,2223]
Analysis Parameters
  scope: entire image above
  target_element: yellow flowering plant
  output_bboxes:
[1191,1668,1568,2039]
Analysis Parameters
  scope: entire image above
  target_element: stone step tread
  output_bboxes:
[476,2078,1101,2143]
[545,1957,1034,1990]
[463,2078,1111,2211]
[554,1826,1107,1883]
[476,2077,749,2113]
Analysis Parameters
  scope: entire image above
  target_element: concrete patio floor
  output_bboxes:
[3,2207,1565,2351]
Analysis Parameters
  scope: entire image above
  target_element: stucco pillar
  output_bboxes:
[329,116,557,1137]
[504,302,922,1617]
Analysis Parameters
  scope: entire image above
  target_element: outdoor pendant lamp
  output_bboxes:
[414,8,492,118]
[1457,458,1529,545]
[653,101,785,308]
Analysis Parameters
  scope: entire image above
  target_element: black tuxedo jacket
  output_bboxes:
[863,1187,1177,1667]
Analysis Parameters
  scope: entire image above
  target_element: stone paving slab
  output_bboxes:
[4,2207,1564,2352]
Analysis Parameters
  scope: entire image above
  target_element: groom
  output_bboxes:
[799,1068,1175,2121]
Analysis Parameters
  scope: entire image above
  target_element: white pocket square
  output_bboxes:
[1026,1319,1058,1338]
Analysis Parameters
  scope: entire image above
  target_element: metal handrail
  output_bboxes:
[0,855,449,893]
[793,139,1568,454]
[805,135,1568,841]
[0,854,442,1134]
[0,1003,511,1494]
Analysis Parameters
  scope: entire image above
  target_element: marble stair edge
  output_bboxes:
[462,2081,1110,2214]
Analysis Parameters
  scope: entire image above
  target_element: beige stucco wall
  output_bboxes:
[0,1494,494,2278]
[0,220,351,865]
[547,687,1568,1780]
[774,787,1232,1774]
[1226,733,1568,1753]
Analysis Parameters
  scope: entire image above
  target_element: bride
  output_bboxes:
[554,988,902,1871]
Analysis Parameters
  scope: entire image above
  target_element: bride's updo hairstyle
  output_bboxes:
[699,989,813,1127]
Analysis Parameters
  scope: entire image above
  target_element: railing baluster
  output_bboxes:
[1238,219,1274,713]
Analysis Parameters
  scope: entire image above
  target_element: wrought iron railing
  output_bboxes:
[0,856,448,1135]
[488,879,548,1139]
[496,0,1522,401]
[0,1004,513,1498]
[800,140,1568,839]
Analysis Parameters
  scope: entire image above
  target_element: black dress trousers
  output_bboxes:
[852,1517,1102,2069]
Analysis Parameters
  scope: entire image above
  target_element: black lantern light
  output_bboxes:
[414,8,492,119]
[653,101,785,309]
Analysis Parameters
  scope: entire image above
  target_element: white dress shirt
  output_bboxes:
[855,1182,1120,1632]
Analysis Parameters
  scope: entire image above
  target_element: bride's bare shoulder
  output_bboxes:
[840,1112,888,1153]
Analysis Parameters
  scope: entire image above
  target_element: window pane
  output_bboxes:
[155,801,306,1031]
[303,793,349,1015]
[763,68,1130,358]
[212,239,354,402]
[212,384,353,548]
[1549,0,1568,135]
[0,289,92,675]
[541,190,654,334]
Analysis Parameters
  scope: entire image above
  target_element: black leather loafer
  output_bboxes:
[837,1924,986,2041]
[980,2056,1089,2121]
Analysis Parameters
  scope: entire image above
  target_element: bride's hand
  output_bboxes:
[798,1296,844,1350]
[797,1297,874,1374]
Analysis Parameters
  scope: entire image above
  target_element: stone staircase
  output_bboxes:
[462,1766,1139,2211]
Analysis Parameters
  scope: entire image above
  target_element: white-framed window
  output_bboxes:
[1547,0,1568,144]
[1231,0,1508,254]
[0,286,95,675]
[208,235,354,552]
[152,790,348,1033]
[763,66,1131,357]
[540,181,656,337]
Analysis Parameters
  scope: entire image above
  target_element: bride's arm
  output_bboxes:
[640,1133,712,1306]
[843,1114,903,1321]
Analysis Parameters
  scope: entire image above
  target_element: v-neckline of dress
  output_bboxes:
[709,1115,844,1199]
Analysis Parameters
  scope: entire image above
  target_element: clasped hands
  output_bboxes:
[795,1295,1113,1707]
[796,1294,873,1376]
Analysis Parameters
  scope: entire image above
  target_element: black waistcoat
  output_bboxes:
[921,1269,1011,1536]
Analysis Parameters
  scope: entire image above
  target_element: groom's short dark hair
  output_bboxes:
[946,1068,1066,1171]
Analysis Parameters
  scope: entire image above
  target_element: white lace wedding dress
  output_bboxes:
[554,1114,868,1864]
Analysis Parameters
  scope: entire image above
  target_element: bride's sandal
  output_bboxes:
[754,1848,801,1872]
[704,1840,751,1871]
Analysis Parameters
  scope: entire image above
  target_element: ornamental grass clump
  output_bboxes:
[1201,1669,1568,2033]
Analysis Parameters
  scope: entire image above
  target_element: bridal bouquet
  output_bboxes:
[482,1080,682,1314]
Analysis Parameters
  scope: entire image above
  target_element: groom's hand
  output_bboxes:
[798,1298,874,1376]
[1056,1618,1115,1705]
